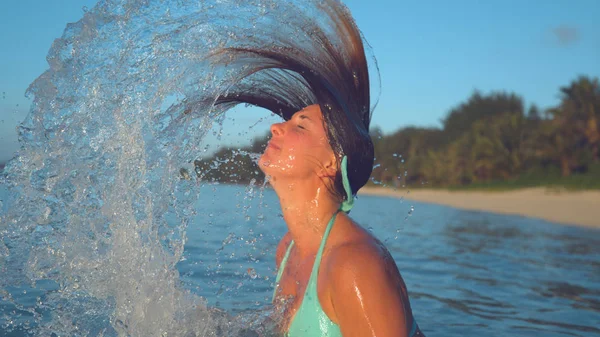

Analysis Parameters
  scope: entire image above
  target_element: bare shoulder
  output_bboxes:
[275,231,293,269]
[323,222,406,293]
[325,237,394,279]
[322,234,411,332]
[322,213,395,277]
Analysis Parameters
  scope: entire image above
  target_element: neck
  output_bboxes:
[272,178,340,257]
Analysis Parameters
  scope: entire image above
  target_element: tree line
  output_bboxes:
[190,75,600,190]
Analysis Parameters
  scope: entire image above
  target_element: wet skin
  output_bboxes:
[260,105,419,337]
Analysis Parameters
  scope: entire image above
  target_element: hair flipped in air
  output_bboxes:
[208,0,378,203]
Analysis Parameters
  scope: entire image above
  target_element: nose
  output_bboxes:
[270,122,284,136]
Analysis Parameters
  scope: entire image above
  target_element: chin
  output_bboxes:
[258,153,272,174]
[258,155,289,186]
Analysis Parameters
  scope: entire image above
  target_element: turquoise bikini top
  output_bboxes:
[271,156,419,336]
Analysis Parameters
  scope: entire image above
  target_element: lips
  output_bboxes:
[267,141,281,151]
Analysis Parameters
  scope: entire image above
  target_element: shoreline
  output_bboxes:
[358,186,600,229]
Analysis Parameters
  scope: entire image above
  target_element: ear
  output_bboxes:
[317,153,338,178]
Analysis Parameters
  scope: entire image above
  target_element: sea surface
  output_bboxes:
[4,184,598,336]
[184,185,600,337]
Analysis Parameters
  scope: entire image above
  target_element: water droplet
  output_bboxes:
[404,205,415,221]
[247,268,257,279]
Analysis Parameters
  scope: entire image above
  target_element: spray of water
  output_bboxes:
[0,0,380,335]
[0,0,323,335]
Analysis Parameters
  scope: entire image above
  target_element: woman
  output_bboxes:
[262,104,423,337]
[209,0,423,335]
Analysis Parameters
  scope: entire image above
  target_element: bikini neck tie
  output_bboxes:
[340,155,354,213]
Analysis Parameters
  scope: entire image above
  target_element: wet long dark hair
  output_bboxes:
[208,0,377,202]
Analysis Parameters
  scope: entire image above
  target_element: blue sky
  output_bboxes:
[1,0,599,163]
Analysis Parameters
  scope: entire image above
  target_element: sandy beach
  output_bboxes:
[359,187,600,229]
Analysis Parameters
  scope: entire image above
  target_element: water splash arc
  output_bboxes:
[0,0,382,335]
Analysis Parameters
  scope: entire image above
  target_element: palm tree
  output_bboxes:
[532,111,586,177]
[556,76,600,163]
[469,112,524,181]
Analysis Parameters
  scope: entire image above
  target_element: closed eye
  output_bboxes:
[297,124,305,130]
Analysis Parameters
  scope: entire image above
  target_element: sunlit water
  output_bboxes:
[186,185,600,337]
[2,183,600,336]
[1,0,600,336]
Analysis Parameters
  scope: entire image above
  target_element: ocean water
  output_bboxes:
[2,184,600,336]
[185,185,600,337]
[1,0,599,335]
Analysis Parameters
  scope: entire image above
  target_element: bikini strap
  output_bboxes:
[273,240,295,301]
[274,209,339,300]
[339,156,354,213]
[310,211,339,277]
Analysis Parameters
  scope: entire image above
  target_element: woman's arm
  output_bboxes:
[327,243,409,337]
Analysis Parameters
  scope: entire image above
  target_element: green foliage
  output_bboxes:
[368,75,600,190]
[441,91,524,144]
[447,164,600,191]
[192,133,269,184]
[469,111,525,181]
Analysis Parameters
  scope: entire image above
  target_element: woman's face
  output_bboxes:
[259,104,336,182]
